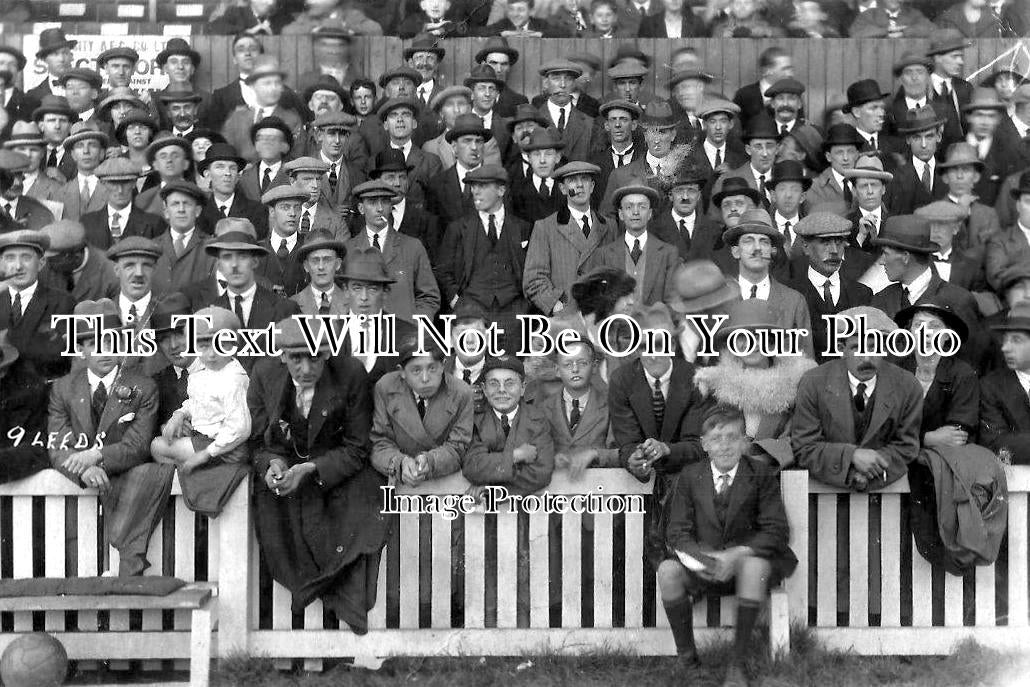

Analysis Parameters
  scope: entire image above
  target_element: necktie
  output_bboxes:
[783,221,792,247]
[780,123,789,135]
[823,279,834,306]
[219,204,229,218]
[679,219,692,251]
[300,210,311,235]
[569,398,581,432]
[488,214,499,245]
[462,369,472,384]
[637,2,646,14]
[296,389,310,418]
[417,396,427,420]
[843,181,853,205]
[713,148,722,170]
[218,279,228,292]
[319,292,330,314]
[1,201,11,218]
[419,87,429,105]
[328,163,338,191]
[128,303,138,323]
[538,178,547,197]
[652,379,665,430]
[9,291,21,327]
[556,107,566,133]
[941,81,951,99]
[80,179,92,208]
[902,286,911,307]
[173,232,187,258]
[616,151,627,167]
[854,382,867,413]
[277,239,288,260]
[630,238,642,264]
[234,294,245,326]
[500,412,511,437]
[261,167,272,192]
[716,473,730,496]
[758,174,768,199]
[870,135,878,150]
[921,164,932,192]
[47,147,58,168]
[176,368,189,400]
[749,284,758,299]
[372,232,382,251]
[91,381,107,428]
[110,213,121,238]
[254,107,264,124]
[581,216,590,239]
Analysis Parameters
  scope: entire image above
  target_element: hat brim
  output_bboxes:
[712,186,764,209]
[1010,186,1030,199]
[245,70,288,85]
[475,46,519,65]
[896,118,946,134]
[36,39,77,60]
[464,75,506,90]
[506,115,550,132]
[303,83,349,103]
[63,132,111,150]
[156,48,201,67]
[0,47,27,71]
[843,170,894,182]
[446,127,493,143]
[3,136,46,148]
[767,177,812,191]
[938,158,984,171]
[870,237,939,254]
[722,225,784,247]
[198,154,247,174]
[403,47,445,61]
[894,303,968,341]
[669,279,740,314]
[339,271,396,285]
[369,163,415,177]
[297,241,348,260]
[522,140,566,152]
[927,41,971,57]
[991,318,1030,333]
[842,92,891,113]
[31,104,75,121]
[612,187,661,208]
[205,242,270,256]
[146,137,192,164]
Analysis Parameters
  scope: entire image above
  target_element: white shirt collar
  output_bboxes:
[171,227,195,246]
[904,96,927,110]
[568,206,589,225]
[738,274,772,299]
[272,231,298,253]
[532,173,552,191]
[624,231,648,251]
[1015,370,1030,395]
[77,172,98,192]
[393,197,407,224]
[454,357,484,381]
[671,209,695,235]
[87,366,119,395]
[118,291,151,323]
[847,371,877,397]
[215,193,235,212]
[320,151,344,167]
[903,266,933,304]
[703,139,725,160]
[478,206,505,231]
[644,362,673,398]
[260,160,282,178]
[563,387,589,410]
[310,284,334,302]
[391,140,413,159]
[645,151,667,174]
[710,461,739,486]
[861,206,882,222]
[8,281,37,312]
[366,224,389,246]
[547,100,569,125]
[494,406,519,426]
[226,281,258,302]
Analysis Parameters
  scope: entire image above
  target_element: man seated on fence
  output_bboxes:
[48,298,174,575]
[371,334,474,485]
[0,329,51,484]
[980,305,1030,463]
[659,404,796,682]
[249,316,387,635]
[462,355,555,495]
[792,306,923,490]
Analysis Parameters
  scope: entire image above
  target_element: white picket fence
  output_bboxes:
[0,467,1025,664]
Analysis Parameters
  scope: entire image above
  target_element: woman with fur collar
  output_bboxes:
[693,299,816,467]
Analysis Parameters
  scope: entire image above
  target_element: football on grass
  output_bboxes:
[0,632,67,687]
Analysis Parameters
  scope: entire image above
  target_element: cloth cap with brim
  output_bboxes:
[482,355,525,379]
[538,59,583,78]
[998,263,1030,293]
[261,183,310,206]
[146,134,191,164]
[669,260,740,314]
[722,208,783,247]
[671,164,708,188]
[97,46,139,68]
[464,64,505,90]
[768,160,812,190]
[0,330,19,372]
[156,38,201,67]
[712,177,763,208]
[714,299,782,347]
[607,46,651,69]
[283,156,329,176]
[244,56,287,85]
[843,79,890,113]
[429,85,472,112]
[822,123,865,150]
[475,37,519,65]
[378,66,422,89]
[296,230,347,261]
[0,149,31,173]
[311,110,358,130]
[98,87,145,115]
[446,114,492,143]
[1011,171,1030,199]
[0,229,49,256]
[784,123,824,158]
[40,220,85,251]
[698,99,741,119]
[58,68,102,91]
[926,31,971,57]
[159,180,206,203]
[72,298,128,343]
[991,305,1030,334]
[521,127,565,152]
[843,155,894,182]
[962,87,1008,113]
[892,51,934,77]
[277,317,333,353]
[369,148,414,177]
[340,247,396,284]
[837,306,898,333]
[31,95,74,121]
[303,76,349,104]
[197,143,246,174]
[106,236,162,261]
[250,116,295,148]
[353,179,400,200]
[35,28,76,59]
[938,142,985,171]
[194,306,240,341]
[404,33,446,60]
[506,103,549,131]
[915,200,968,223]
[465,165,508,186]
[377,97,421,121]
[95,156,143,181]
[552,161,600,181]
[150,293,192,334]
[157,90,203,104]
[0,45,26,71]
[608,62,648,81]
[612,184,661,209]
[311,23,355,42]
[568,52,602,73]
[897,104,946,134]
[871,214,938,254]
[667,69,715,90]
[63,122,109,150]
[638,100,677,129]
[764,78,806,97]
[205,230,269,256]
[598,98,642,119]
[894,301,968,342]
[2,121,45,147]
[793,212,853,238]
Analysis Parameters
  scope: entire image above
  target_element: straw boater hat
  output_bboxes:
[62,121,109,150]
[2,121,45,148]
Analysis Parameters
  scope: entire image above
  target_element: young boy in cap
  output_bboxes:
[659,404,796,682]
[197,143,269,240]
[509,127,565,225]
[152,306,251,475]
[291,230,348,317]
[81,158,163,250]
[981,305,1030,463]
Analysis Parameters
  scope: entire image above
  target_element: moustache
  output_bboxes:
[775,105,796,114]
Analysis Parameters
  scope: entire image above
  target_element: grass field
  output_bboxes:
[210,628,1030,687]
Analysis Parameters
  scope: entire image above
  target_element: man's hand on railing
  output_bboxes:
[561,449,598,481]
[626,447,654,479]
[64,448,103,477]
[81,465,110,492]
[852,448,889,482]
[400,455,428,486]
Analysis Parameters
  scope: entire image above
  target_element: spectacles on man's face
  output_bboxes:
[485,379,521,392]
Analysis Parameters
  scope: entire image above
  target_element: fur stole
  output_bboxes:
[693,356,817,415]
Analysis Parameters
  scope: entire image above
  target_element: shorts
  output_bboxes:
[189,431,248,464]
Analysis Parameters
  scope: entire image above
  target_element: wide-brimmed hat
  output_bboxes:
[612,184,661,209]
[157,89,203,104]
[538,59,583,78]
[639,99,677,129]
[369,148,413,177]
[892,50,933,77]
[0,45,26,71]
[277,316,332,354]
[722,208,782,247]
[340,247,396,284]
[194,306,240,341]
[715,299,783,348]
[475,36,519,65]
[446,113,492,142]
[145,132,191,164]
[464,64,505,90]
[115,109,158,142]
[72,298,127,343]
[765,78,805,97]
[31,95,74,121]
[712,176,763,208]
[57,68,102,91]
[608,62,648,81]
[843,154,894,182]
[0,229,49,256]
[784,123,824,160]
[926,30,971,57]
[197,142,246,174]
[96,46,139,68]
[0,149,31,173]
[205,217,268,256]
[837,306,898,333]
[741,114,779,142]
[158,180,206,203]
[1011,170,1030,199]
[962,87,1008,113]
[667,68,714,90]
[150,293,191,335]
[62,121,109,150]
[106,236,162,261]
[261,183,309,206]
[938,142,985,171]
[429,85,472,112]
[378,65,421,89]
[506,103,549,131]
[35,28,76,59]
[97,87,145,116]
[156,38,200,67]
[698,98,741,119]
[894,300,968,342]
[822,123,864,150]
[670,163,708,188]
[607,45,651,69]
[897,104,945,134]
[552,161,600,181]
[793,212,853,239]
[2,121,45,148]
[872,214,938,253]
[302,75,348,104]
[377,96,420,121]
[915,200,968,223]
[521,127,564,152]
[843,79,890,113]
[40,219,84,251]
[296,229,347,261]
[244,56,287,85]
[95,156,143,182]
[991,304,1030,334]
[188,129,225,147]
[250,116,295,148]
[668,260,740,314]
[311,22,355,42]
[465,165,508,185]
[311,110,357,130]
[768,160,812,190]
[404,33,445,61]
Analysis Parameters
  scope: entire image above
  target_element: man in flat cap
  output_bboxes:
[58,68,102,127]
[435,165,532,353]
[356,66,420,159]
[587,99,642,203]
[425,113,488,227]
[152,181,213,296]
[375,97,441,207]
[280,156,348,238]
[598,100,679,220]
[765,77,808,136]
[195,143,269,240]
[3,122,64,207]
[237,117,292,201]
[33,95,77,182]
[291,230,347,317]
[688,99,746,208]
[0,149,56,232]
[54,122,110,221]
[106,237,164,374]
[38,219,119,304]
[344,180,439,322]
[147,39,206,133]
[96,47,139,99]
[81,158,162,250]
[258,184,314,297]
[303,111,366,208]
[536,60,593,162]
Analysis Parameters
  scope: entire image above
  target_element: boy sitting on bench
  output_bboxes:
[657,405,797,687]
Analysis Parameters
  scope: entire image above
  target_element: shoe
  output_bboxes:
[721,664,749,687]
[678,651,701,670]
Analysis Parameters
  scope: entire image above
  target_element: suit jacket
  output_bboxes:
[886,158,948,215]
[523,208,612,314]
[370,371,474,480]
[848,6,936,36]
[806,166,852,210]
[421,131,503,172]
[81,206,164,250]
[221,105,304,164]
[38,246,119,304]
[986,222,1030,291]
[591,233,680,308]
[932,76,973,144]
[510,174,564,225]
[343,229,440,321]
[787,271,873,363]
[599,156,671,220]
[616,0,662,37]
[649,209,724,263]
[425,166,478,227]
[397,145,443,208]
[689,143,747,211]
[973,136,1027,207]
[54,177,109,221]
[738,279,815,358]
[530,92,601,120]
[152,228,215,297]
[434,211,532,307]
[23,174,64,205]
[538,103,593,164]
[200,78,307,131]
[258,234,308,297]
[291,284,349,317]
[1,88,28,139]
[543,385,620,467]
[0,283,74,379]
[333,316,416,388]
[588,144,644,207]
[935,251,987,294]
[791,359,923,489]
[213,283,300,330]
[198,194,270,240]
[237,164,289,203]
[732,82,768,124]
[463,402,556,495]
[9,195,56,232]
[980,368,1030,463]
[495,86,529,118]
[665,457,798,580]
[349,202,442,263]
[638,10,706,36]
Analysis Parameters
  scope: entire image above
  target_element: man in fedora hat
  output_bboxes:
[33,95,77,183]
[248,316,389,634]
[844,79,905,168]
[963,87,1027,206]
[887,52,961,148]
[376,97,442,206]
[980,304,1030,463]
[537,60,593,163]
[38,219,119,305]
[708,114,780,216]
[48,297,174,576]
[843,154,894,255]
[650,164,725,264]
[258,184,316,297]
[435,165,532,352]
[0,45,29,139]
[365,148,441,262]
[593,184,679,310]
[425,113,489,226]
[291,229,348,317]
[599,100,678,220]
[222,58,304,165]
[405,34,447,112]
[147,39,205,132]
[0,149,57,232]
[2,122,63,205]
[210,0,296,35]
[54,122,110,221]
[933,142,1003,265]
[22,29,75,115]
[344,179,439,322]
[870,214,984,363]
[524,161,611,315]
[158,90,203,140]
[986,170,1030,292]
[0,229,74,378]
[0,327,51,484]
[887,105,950,215]
[80,158,162,250]
[464,64,512,156]
[587,99,643,206]
[474,37,527,118]
[787,212,873,362]
[152,181,214,296]
[194,143,268,240]
[509,128,566,225]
